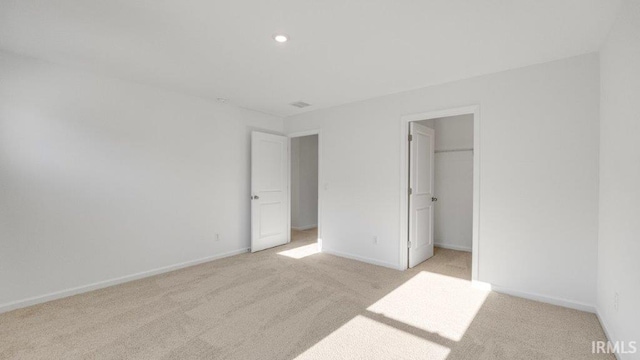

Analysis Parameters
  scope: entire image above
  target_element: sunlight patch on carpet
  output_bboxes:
[294,315,450,360]
[278,243,320,259]
[367,271,488,341]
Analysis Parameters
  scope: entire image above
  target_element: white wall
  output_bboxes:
[291,135,318,230]
[0,51,283,311]
[423,114,474,152]
[598,0,640,355]
[419,115,473,252]
[285,54,600,308]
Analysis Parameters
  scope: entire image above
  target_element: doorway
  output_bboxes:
[399,106,480,279]
[250,130,321,253]
[289,131,320,247]
[416,115,474,253]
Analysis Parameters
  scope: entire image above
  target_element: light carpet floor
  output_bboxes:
[0,229,612,359]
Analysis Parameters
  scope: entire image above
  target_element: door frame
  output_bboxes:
[398,105,480,281]
[288,129,323,249]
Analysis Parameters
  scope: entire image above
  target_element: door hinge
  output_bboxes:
[408,187,413,196]
[407,240,412,248]
[408,134,413,141]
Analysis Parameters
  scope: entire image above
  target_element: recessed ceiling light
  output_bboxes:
[273,34,289,43]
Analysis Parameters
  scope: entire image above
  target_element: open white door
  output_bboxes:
[251,131,290,252]
[408,123,435,268]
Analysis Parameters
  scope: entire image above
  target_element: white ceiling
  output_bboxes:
[0,0,621,117]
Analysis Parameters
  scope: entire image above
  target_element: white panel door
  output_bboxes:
[251,131,290,252]
[409,123,435,268]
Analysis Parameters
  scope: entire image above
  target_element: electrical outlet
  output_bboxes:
[372,236,378,244]
[614,292,619,312]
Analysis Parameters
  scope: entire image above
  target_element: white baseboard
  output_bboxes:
[472,280,596,313]
[0,247,249,314]
[321,248,401,270]
[596,309,623,360]
[435,242,472,252]
[292,224,317,231]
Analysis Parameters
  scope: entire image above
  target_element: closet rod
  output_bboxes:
[435,148,473,154]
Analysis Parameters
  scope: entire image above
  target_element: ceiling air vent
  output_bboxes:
[290,101,311,108]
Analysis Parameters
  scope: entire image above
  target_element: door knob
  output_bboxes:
[252,195,260,200]
[431,197,438,202]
